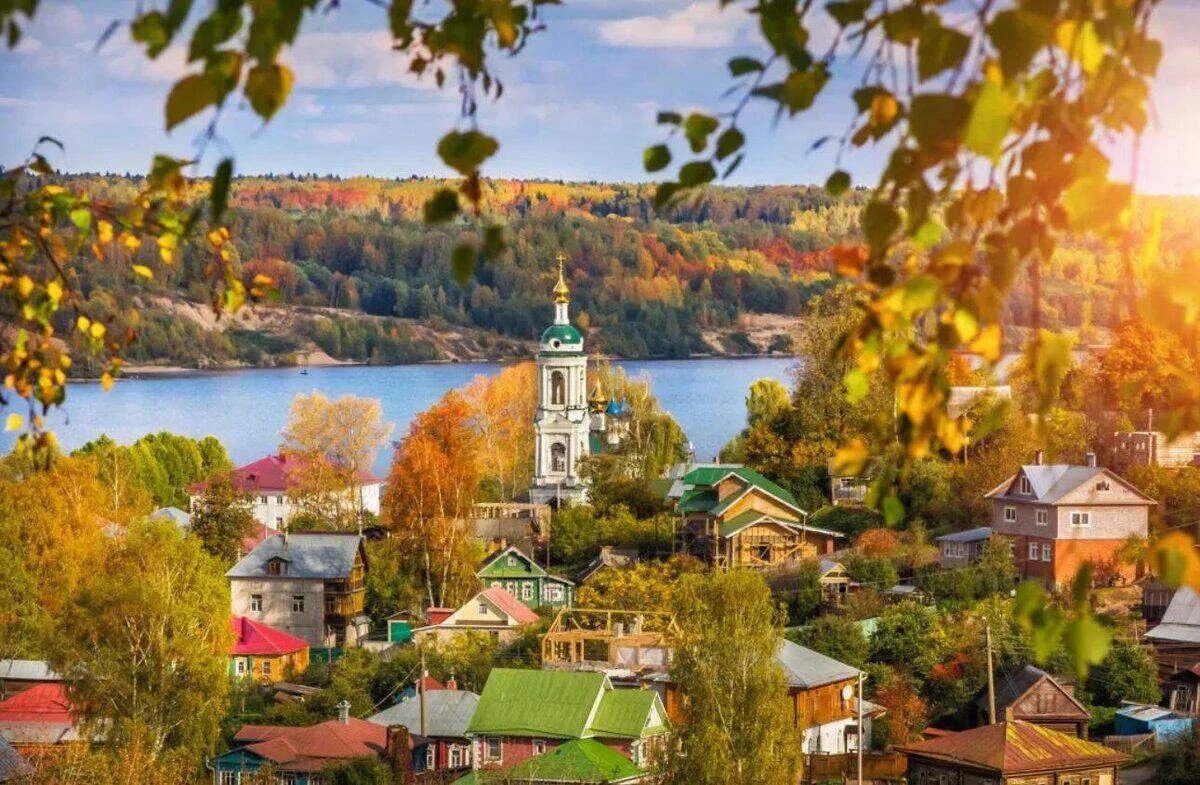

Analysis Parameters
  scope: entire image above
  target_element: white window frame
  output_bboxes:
[532,739,547,756]
[1042,544,1052,562]
[1004,506,1016,522]
[292,595,305,613]
[218,772,240,785]
[1019,476,1032,494]
[261,659,272,677]
[235,658,247,676]
[545,584,564,602]
[1028,543,1039,560]
[1070,511,1091,527]
[485,737,502,762]
[1036,509,1048,526]
[250,594,263,613]
[521,582,533,601]
[425,745,435,770]
[478,600,489,615]
[449,745,464,769]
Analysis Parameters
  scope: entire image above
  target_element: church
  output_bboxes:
[529,255,627,506]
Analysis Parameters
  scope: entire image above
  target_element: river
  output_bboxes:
[0,357,796,474]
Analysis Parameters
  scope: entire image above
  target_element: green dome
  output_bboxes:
[540,323,583,346]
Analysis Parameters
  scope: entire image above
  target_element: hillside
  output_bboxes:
[45,175,1200,373]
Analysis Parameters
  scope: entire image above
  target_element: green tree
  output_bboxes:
[973,536,1019,598]
[189,475,256,564]
[844,553,899,592]
[49,518,231,761]
[1082,638,1160,707]
[666,571,797,785]
[745,378,791,429]
[789,558,825,623]
[796,615,868,670]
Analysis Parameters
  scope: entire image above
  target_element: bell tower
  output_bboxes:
[530,253,591,506]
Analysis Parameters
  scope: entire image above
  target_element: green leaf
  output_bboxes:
[653,181,681,210]
[825,0,870,27]
[389,0,415,41]
[714,127,744,161]
[780,66,828,113]
[683,113,719,153]
[862,200,900,252]
[424,188,460,223]
[881,495,904,526]
[188,10,243,62]
[728,57,763,77]
[881,6,924,44]
[451,243,475,285]
[917,18,970,81]
[656,111,683,126]
[481,225,505,259]
[210,157,233,221]
[1063,615,1111,678]
[678,161,717,188]
[244,64,293,122]
[131,11,171,57]
[844,368,869,402]
[643,144,671,173]
[165,73,220,130]
[909,93,969,155]
[69,208,91,233]
[964,81,1015,160]
[825,170,851,197]
[987,9,1050,81]
[437,131,500,177]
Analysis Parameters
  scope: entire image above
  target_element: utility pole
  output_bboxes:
[985,618,997,724]
[856,670,864,785]
[419,651,428,738]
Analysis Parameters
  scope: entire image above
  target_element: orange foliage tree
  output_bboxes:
[872,667,929,747]
[462,362,536,502]
[383,392,483,609]
[855,528,901,558]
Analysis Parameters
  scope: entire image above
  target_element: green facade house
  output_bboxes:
[477,546,574,608]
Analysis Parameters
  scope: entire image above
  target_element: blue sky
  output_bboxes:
[1,0,1198,193]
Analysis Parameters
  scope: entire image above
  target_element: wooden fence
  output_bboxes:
[803,752,908,782]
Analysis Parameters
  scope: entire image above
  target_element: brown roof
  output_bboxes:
[233,718,387,772]
[896,721,1130,774]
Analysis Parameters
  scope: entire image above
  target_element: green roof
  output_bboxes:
[590,689,665,739]
[478,547,548,580]
[454,739,643,784]
[677,488,718,513]
[680,466,800,510]
[717,509,798,538]
[541,324,584,346]
[469,669,608,738]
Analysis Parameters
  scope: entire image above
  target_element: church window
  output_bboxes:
[551,443,567,472]
[551,371,565,405]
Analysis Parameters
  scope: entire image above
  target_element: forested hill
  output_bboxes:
[56,175,1200,372]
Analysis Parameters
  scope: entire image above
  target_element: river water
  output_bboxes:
[1,357,795,474]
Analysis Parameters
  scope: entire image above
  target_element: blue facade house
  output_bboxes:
[1113,702,1195,744]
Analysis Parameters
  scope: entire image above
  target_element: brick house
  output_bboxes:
[986,452,1153,588]
[896,720,1129,785]
[465,669,667,775]
[227,532,369,651]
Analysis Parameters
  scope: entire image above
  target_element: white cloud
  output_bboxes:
[597,2,747,49]
[300,124,361,145]
[93,39,189,85]
[286,31,438,90]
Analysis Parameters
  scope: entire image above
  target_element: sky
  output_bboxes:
[1,0,1199,193]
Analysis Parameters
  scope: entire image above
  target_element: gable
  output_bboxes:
[1011,677,1089,720]
[477,546,545,579]
[1052,469,1156,506]
[446,595,508,625]
[714,487,802,523]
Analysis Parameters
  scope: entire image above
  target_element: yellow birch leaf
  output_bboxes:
[132,265,154,280]
[4,413,22,431]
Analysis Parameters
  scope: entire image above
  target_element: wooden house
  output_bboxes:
[0,662,59,702]
[477,546,574,608]
[969,664,1090,737]
[369,685,480,774]
[229,616,310,683]
[667,464,842,570]
[413,587,541,644]
[1145,586,1200,679]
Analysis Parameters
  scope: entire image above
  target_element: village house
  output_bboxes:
[1145,586,1200,680]
[453,739,648,785]
[211,703,398,784]
[575,545,638,584]
[0,661,59,701]
[470,502,551,558]
[368,680,480,775]
[817,558,852,603]
[1163,665,1200,715]
[465,669,668,775]
[986,451,1153,587]
[776,639,876,755]
[229,615,310,683]
[668,463,842,570]
[935,526,993,568]
[413,587,541,645]
[227,532,369,651]
[1112,430,1200,469]
[1142,578,1173,623]
[969,664,1090,737]
[0,683,79,747]
[190,453,384,530]
[1113,702,1195,745]
[477,545,574,608]
[896,720,1130,785]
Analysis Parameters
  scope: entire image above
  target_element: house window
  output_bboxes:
[250,594,263,613]
[1042,544,1052,562]
[261,660,272,677]
[292,595,305,613]
[260,496,268,504]
[532,739,547,755]
[1019,476,1032,494]
[449,745,463,768]
[1036,509,1048,525]
[1070,511,1091,527]
[550,442,567,473]
[485,738,502,762]
[266,559,287,576]
[521,582,533,601]
[275,516,283,527]
[279,774,297,785]
[507,555,518,567]
[1095,481,1110,491]
[490,581,501,589]
[478,600,489,614]
[218,772,239,785]
[631,740,643,766]
[1004,506,1016,522]
[425,745,435,770]
[1028,543,1039,560]
[545,584,564,602]
[235,658,247,676]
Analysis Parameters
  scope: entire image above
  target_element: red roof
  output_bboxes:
[191,453,383,494]
[242,522,274,554]
[480,587,539,624]
[230,616,309,657]
[0,684,74,725]
[896,721,1130,774]
[417,676,445,692]
[234,718,387,772]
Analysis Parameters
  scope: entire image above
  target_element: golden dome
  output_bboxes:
[589,380,609,413]
[553,252,570,304]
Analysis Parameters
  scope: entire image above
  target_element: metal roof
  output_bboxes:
[1115,702,1181,723]
[775,639,860,689]
[988,464,1154,505]
[1146,587,1200,643]
[149,506,191,528]
[368,690,480,739]
[896,720,1130,774]
[0,661,58,683]
[227,533,363,580]
[0,736,30,782]
[936,526,993,543]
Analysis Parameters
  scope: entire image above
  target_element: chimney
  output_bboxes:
[1086,452,1097,467]
[336,699,351,725]
[600,545,613,559]
[1033,450,1044,465]
[446,672,457,691]
[282,525,289,548]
